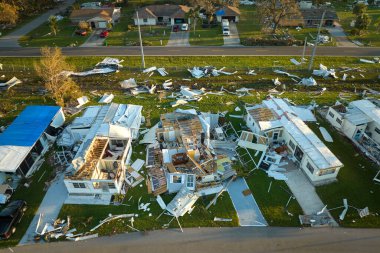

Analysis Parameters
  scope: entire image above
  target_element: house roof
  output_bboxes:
[301,8,338,20]
[0,106,61,147]
[70,8,114,21]
[216,6,241,16]
[0,105,61,173]
[350,99,380,125]
[134,4,190,19]
[247,107,277,122]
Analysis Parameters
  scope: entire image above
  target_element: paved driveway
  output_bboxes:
[19,173,68,245]
[167,31,190,47]
[223,23,240,46]
[227,177,267,226]
[0,0,76,47]
[327,23,358,47]
[81,31,106,47]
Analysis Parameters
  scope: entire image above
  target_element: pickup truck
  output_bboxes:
[0,200,27,239]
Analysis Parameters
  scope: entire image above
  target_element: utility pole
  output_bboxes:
[301,37,307,63]
[308,10,326,71]
[136,10,145,69]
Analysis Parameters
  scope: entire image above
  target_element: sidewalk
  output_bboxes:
[0,0,76,47]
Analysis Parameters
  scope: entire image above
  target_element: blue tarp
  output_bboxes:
[0,106,60,147]
[215,9,225,16]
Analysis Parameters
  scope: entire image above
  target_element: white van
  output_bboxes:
[222,19,229,28]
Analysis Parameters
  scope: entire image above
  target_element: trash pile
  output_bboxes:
[188,66,237,79]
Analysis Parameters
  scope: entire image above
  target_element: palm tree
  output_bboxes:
[186,6,201,35]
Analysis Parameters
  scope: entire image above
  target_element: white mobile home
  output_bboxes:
[0,106,64,178]
[244,98,343,185]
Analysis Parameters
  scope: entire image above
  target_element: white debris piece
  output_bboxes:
[317,35,330,44]
[267,170,288,181]
[359,59,377,64]
[319,127,333,142]
[143,66,157,73]
[214,217,232,222]
[163,80,173,90]
[171,99,188,107]
[342,73,348,81]
[290,58,301,65]
[273,77,281,86]
[235,106,241,112]
[156,195,167,210]
[76,96,89,108]
[149,85,156,94]
[0,76,21,90]
[299,77,317,86]
[98,93,114,103]
[157,68,168,76]
[246,69,257,75]
[131,159,145,172]
[312,64,337,79]
[188,67,205,78]
[273,69,300,79]
[120,78,137,89]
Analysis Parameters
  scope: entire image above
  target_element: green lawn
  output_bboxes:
[308,115,380,228]
[189,22,224,46]
[0,154,56,248]
[337,8,380,46]
[19,18,88,47]
[237,6,262,43]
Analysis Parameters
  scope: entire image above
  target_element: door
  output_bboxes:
[273,132,279,140]
[91,22,96,29]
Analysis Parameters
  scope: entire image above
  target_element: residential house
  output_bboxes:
[145,110,235,197]
[133,4,191,26]
[69,8,121,29]
[244,97,343,185]
[62,103,143,205]
[280,8,338,27]
[215,6,241,22]
[326,99,380,164]
[0,106,65,178]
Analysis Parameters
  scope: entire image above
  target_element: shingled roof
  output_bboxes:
[70,8,114,21]
[133,4,190,19]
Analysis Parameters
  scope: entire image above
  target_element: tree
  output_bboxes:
[353,3,367,16]
[189,0,222,25]
[374,18,380,33]
[256,0,301,34]
[312,0,327,6]
[78,20,90,31]
[0,3,19,26]
[34,47,81,107]
[186,6,201,34]
[355,13,371,34]
[49,16,58,36]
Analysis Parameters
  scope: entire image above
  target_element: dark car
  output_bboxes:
[0,200,27,240]
[100,30,109,38]
[75,29,87,36]
[172,25,180,32]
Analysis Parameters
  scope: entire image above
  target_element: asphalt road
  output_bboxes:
[5,227,380,253]
[0,46,379,57]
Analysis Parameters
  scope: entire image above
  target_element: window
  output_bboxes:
[73,182,86,189]
[306,162,315,174]
[288,140,295,150]
[108,183,116,189]
[328,111,335,119]
[375,127,380,135]
[294,146,304,161]
[143,18,148,23]
[318,169,335,176]
[187,175,194,188]
[336,118,342,125]
[171,175,182,184]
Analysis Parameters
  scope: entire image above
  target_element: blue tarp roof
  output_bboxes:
[215,9,225,16]
[0,106,60,147]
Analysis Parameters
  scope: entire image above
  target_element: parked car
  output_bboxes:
[172,25,180,32]
[0,185,13,205]
[75,29,87,36]
[223,27,230,36]
[0,200,27,240]
[100,30,109,38]
[181,23,189,31]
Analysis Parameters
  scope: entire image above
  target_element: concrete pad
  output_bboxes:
[326,23,358,48]
[167,31,190,47]
[19,173,68,245]
[81,31,106,47]
[285,170,325,215]
[227,177,267,226]
[223,23,240,47]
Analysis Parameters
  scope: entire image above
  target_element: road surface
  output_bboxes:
[5,227,380,253]
[0,46,379,57]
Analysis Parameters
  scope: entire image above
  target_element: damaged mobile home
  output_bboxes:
[244,97,343,185]
[326,99,380,165]
[0,106,65,178]
[60,103,143,204]
[143,110,236,214]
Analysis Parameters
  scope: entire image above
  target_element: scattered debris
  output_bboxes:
[76,96,89,108]
[214,217,232,222]
[0,77,22,90]
[120,78,137,89]
[299,77,317,86]
[312,64,337,79]
[290,58,301,66]
[360,58,379,64]
[98,93,114,104]
[319,127,333,142]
